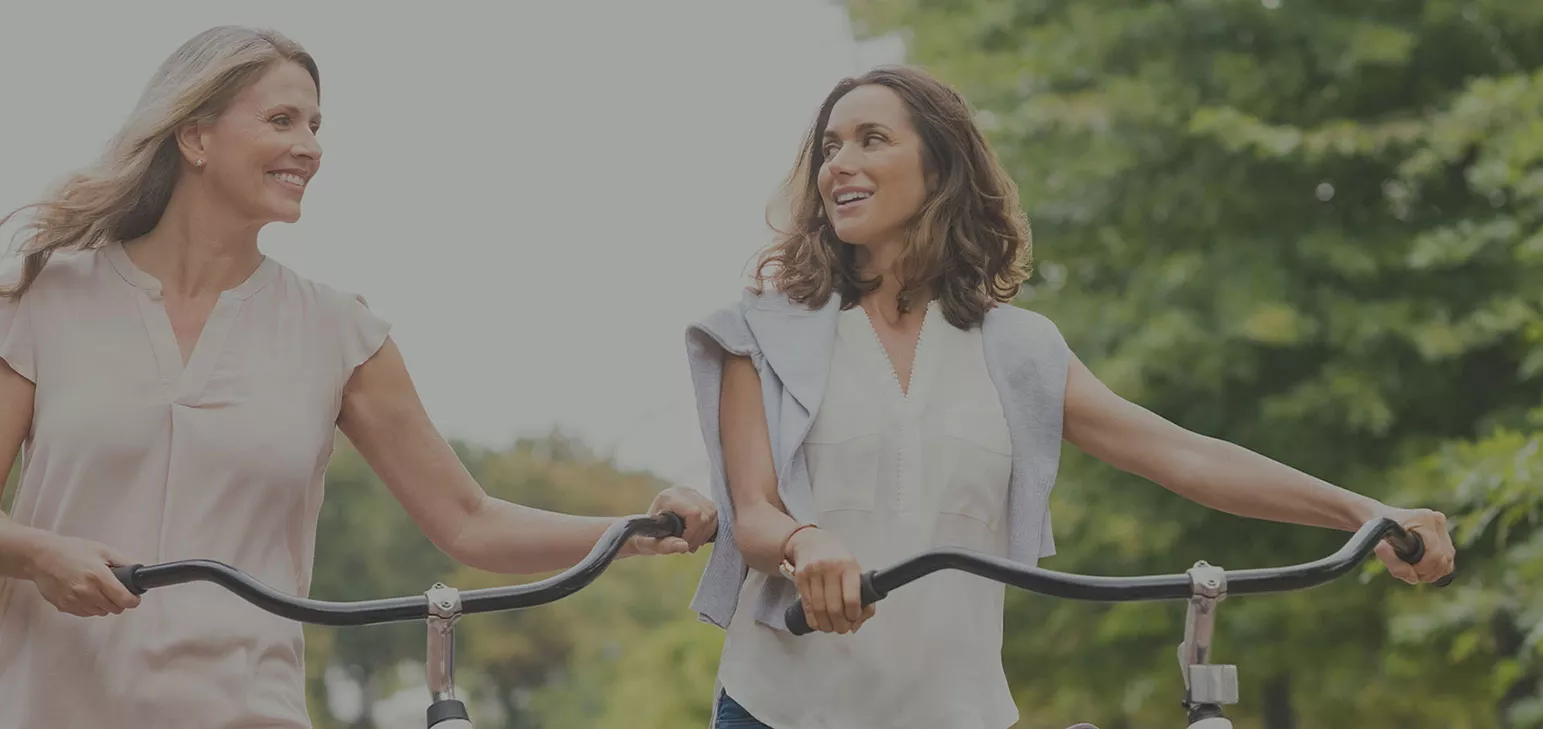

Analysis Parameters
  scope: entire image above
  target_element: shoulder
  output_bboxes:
[0,245,113,310]
[741,286,836,318]
[688,287,832,354]
[28,246,103,290]
[689,288,784,346]
[264,262,388,343]
[688,292,755,354]
[983,303,1065,343]
[698,287,798,318]
[266,260,373,314]
[266,262,391,372]
[742,287,803,313]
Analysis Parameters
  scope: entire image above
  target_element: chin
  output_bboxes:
[832,225,872,246]
[268,204,303,224]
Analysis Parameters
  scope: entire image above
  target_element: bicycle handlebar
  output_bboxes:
[784,517,1450,636]
[110,512,688,627]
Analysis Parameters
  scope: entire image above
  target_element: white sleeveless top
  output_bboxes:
[717,301,1020,729]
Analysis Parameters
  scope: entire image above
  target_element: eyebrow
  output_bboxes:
[822,121,893,140]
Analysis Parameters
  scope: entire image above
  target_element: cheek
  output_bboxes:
[208,149,254,187]
[815,165,834,198]
[209,161,251,196]
[904,175,930,213]
[876,159,927,218]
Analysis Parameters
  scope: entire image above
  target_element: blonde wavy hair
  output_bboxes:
[754,66,1032,330]
[0,26,319,299]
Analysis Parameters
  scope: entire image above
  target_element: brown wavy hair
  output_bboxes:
[753,65,1031,330]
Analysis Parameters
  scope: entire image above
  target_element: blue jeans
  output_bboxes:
[715,692,774,729]
[715,690,1098,728]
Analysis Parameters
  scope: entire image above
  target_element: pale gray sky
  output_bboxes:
[0,2,903,489]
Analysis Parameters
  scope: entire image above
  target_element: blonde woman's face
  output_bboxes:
[197,61,322,225]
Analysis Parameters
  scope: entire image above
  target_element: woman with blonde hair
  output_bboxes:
[684,65,1454,729]
[0,26,715,728]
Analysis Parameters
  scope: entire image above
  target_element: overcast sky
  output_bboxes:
[0,2,904,490]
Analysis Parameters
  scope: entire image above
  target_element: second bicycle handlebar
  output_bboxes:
[110,512,688,627]
[784,517,1449,636]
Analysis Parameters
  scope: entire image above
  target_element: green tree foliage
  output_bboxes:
[838,1,1543,727]
[1393,418,1543,728]
[302,432,720,729]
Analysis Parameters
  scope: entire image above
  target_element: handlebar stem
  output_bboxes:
[1181,562,1226,669]
[426,583,463,703]
[1180,561,1238,716]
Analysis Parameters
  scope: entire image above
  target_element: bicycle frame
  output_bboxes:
[113,512,688,729]
[784,517,1449,729]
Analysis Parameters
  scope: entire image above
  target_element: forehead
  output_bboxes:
[230,61,319,112]
[824,84,913,135]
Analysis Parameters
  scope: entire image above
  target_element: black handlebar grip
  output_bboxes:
[1388,529,1454,587]
[654,509,718,544]
[657,511,686,538]
[785,602,812,635]
[112,564,146,596]
[1389,529,1424,564]
[785,571,883,636]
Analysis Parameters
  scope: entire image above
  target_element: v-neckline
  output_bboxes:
[856,300,936,402]
[105,241,277,404]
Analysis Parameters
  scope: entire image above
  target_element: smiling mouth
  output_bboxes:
[269,172,307,189]
[835,191,872,206]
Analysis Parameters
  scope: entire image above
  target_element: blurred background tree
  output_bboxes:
[299,433,722,729]
[834,1,1543,727]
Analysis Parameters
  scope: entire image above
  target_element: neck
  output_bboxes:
[854,237,928,326]
[126,184,265,298]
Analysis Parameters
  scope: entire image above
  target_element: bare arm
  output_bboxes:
[719,354,801,573]
[338,338,714,576]
[0,360,41,579]
[720,354,870,632]
[1061,352,1386,530]
[1061,351,1455,583]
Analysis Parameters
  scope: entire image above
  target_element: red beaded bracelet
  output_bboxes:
[777,523,819,579]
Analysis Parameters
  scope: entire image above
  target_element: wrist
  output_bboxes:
[6,527,52,581]
[1346,497,1395,529]
[781,523,819,565]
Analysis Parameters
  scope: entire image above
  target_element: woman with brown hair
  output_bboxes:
[0,26,716,728]
[684,65,1454,729]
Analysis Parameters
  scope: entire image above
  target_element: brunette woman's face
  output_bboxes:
[816,84,928,249]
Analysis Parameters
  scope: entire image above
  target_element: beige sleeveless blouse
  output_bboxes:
[0,242,390,728]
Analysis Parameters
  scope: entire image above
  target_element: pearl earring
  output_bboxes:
[194,159,205,168]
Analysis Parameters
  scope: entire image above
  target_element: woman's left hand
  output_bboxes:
[1373,507,1456,584]
[631,486,718,556]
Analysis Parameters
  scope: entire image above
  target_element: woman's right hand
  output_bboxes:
[25,533,141,617]
[786,527,875,634]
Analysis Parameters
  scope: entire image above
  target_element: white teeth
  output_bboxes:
[271,172,306,187]
[836,191,872,204]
